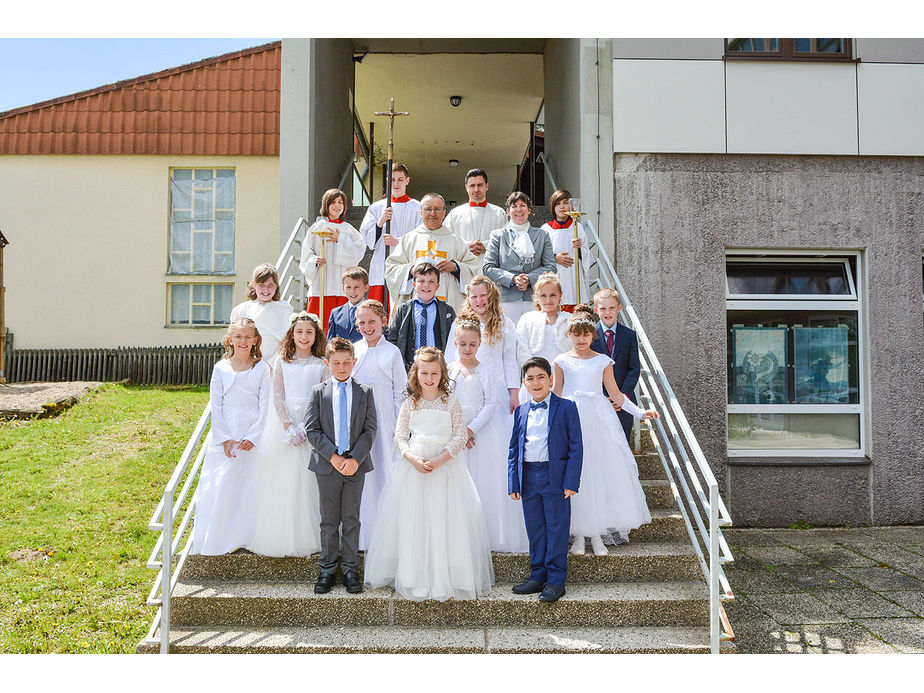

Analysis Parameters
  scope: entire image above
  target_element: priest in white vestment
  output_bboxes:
[445,167,507,271]
[384,193,481,315]
[358,163,422,307]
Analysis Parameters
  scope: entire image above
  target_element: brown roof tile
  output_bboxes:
[0,41,280,156]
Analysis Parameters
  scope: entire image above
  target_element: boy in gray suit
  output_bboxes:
[305,337,377,594]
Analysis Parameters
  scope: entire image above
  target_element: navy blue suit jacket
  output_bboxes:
[508,392,583,496]
[591,321,640,404]
[327,301,362,343]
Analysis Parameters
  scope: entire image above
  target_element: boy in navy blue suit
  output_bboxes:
[327,266,368,342]
[508,356,583,603]
[591,288,641,443]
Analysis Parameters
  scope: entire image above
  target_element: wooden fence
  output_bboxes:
[6,344,223,385]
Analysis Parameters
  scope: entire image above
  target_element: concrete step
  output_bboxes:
[636,452,666,480]
[170,580,709,629]
[642,478,674,509]
[630,509,687,543]
[182,540,699,583]
[138,624,732,654]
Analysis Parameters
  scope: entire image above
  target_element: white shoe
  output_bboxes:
[612,531,629,546]
[570,536,586,555]
[590,536,608,556]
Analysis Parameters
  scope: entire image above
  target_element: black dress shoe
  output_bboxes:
[314,573,336,594]
[343,570,363,594]
[512,579,546,595]
[538,583,566,602]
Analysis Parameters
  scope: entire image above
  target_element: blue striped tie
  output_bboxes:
[337,381,349,454]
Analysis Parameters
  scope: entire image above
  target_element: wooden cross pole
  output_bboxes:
[374,98,409,309]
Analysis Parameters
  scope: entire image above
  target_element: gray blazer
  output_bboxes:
[482,225,557,304]
[305,379,377,475]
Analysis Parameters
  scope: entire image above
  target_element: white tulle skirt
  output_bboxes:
[364,415,495,601]
[461,414,530,553]
[568,391,651,536]
[358,385,400,551]
[246,399,322,557]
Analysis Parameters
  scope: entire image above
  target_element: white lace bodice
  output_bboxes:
[448,362,495,433]
[229,300,294,360]
[272,355,329,426]
[394,394,468,459]
[554,353,613,398]
[445,315,519,389]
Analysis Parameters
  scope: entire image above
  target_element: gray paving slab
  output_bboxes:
[724,529,783,547]
[859,527,924,546]
[772,565,859,590]
[786,623,901,654]
[831,566,923,592]
[725,567,804,595]
[794,546,879,568]
[740,546,821,566]
[857,618,924,654]
[808,588,915,619]
[747,592,850,625]
[762,529,847,547]
[879,591,924,618]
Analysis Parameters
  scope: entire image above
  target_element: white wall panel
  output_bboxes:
[858,63,924,155]
[726,62,858,155]
[613,59,726,153]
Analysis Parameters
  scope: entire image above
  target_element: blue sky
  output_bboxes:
[0,39,274,113]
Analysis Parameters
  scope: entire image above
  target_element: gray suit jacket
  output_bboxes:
[305,379,377,475]
[482,225,557,303]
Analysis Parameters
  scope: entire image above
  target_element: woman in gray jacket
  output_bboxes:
[482,192,557,323]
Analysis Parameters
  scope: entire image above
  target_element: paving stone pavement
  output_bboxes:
[725,526,924,653]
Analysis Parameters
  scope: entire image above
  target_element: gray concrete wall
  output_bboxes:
[856,39,924,63]
[543,39,581,196]
[279,38,354,246]
[613,153,924,527]
[611,38,724,60]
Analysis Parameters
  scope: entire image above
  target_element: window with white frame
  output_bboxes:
[168,168,235,274]
[725,253,864,457]
[168,283,234,326]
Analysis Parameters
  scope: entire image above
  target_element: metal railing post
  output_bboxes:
[709,483,719,654]
[160,488,172,654]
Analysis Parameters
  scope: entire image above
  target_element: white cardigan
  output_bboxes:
[515,310,572,367]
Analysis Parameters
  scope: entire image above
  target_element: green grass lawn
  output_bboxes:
[0,383,209,653]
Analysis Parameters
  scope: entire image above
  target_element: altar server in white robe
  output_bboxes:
[542,189,592,312]
[299,188,366,330]
[384,193,481,315]
[359,163,422,307]
[445,167,508,271]
[230,263,295,361]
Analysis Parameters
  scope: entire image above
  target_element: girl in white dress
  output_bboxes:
[541,189,592,312]
[364,347,495,601]
[445,275,521,415]
[247,312,328,557]
[351,299,408,550]
[229,263,294,361]
[450,320,530,553]
[552,315,659,556]
[515,272,572,403]
[298,188,367,330]
[192,318,271,555]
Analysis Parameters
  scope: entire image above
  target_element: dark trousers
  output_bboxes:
[521,461,571,586]
[617,408,634,443]
[316,470,365,575]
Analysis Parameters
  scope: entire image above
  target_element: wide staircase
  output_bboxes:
[139,178,735,654]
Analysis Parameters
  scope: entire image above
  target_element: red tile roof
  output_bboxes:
[0,42,281,156]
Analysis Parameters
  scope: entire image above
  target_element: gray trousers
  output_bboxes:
[315,470,366,575]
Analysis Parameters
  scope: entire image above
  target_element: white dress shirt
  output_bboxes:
[331,377,354,452]
[524,391,551,462]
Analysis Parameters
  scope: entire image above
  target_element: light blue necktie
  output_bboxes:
[337,381,349,454]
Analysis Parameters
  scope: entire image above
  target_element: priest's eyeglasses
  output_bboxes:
[421,207,445,214]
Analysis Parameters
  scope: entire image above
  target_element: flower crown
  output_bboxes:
[290,310,322,326]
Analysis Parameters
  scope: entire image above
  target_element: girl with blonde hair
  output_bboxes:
[230,263,294,361]
[515,272,572,403]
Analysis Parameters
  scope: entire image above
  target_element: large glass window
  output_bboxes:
[168,168,235,275]
[168,283,233,326]
[726,255,865,457]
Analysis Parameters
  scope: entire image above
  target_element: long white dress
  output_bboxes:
[192,358,271,555]
[364,394,495,601]
[450,362,530,553]
[351,337,408,550]
[516,310,572,403]
[554,353,651,536]
[229,300,294,362]
[247,355,327,557]
[359,197,422,289]
[445,202,508,272]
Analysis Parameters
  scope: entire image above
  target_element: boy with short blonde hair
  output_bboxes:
[591,288,640,444]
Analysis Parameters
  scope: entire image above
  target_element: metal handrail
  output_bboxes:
[541,158,734,653]
[144,217,310,653]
